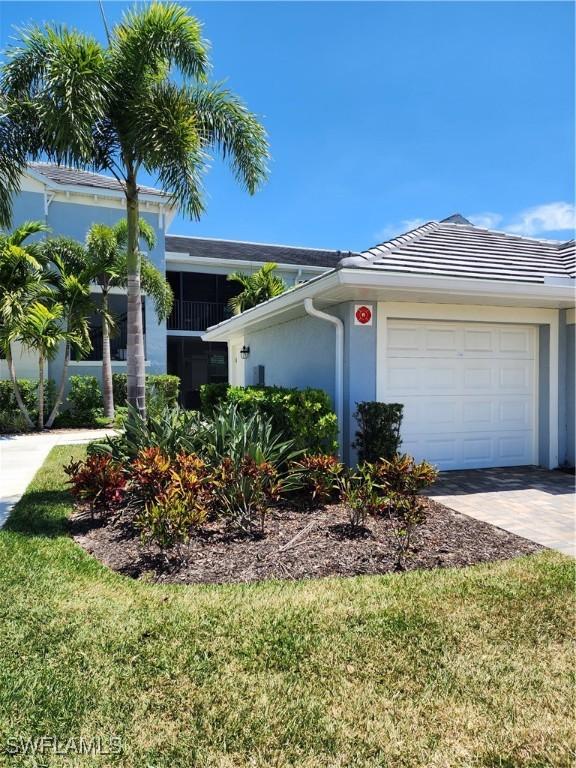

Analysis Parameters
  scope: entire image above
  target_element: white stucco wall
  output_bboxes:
[0,342,38,381]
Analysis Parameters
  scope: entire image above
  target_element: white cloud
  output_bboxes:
[504,202,576,237]
[374,202,575,245]
[374,217,427,242]
[467,212,503,229]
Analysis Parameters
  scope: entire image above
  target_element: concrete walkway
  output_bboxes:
[0,429,116,528]
[429,467,576,556]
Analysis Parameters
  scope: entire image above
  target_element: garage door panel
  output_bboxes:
[462,400,492,426]
[499,328,533,355]
[498,434,532,461]
[425,327,459,351]
[463,366,493,389]
[498,399,532,428]
[388,359,534,397]
[462,437,493,462]
[388,321,535,359]
[401,397,533,435]
[499,363,532,391]
[463,328,494,352]
[385,320,537,470]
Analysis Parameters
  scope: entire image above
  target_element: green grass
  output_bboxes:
[0,446,574,767]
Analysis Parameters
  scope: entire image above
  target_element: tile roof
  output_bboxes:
[341,215,575,284]
[30,163,165,197]
[165,234,344,268]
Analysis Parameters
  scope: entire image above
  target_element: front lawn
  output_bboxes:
[0,446,574,767]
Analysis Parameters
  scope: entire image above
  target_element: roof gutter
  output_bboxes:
[303,298,344,457]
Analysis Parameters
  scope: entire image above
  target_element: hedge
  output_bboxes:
[0,379,38,414]
[112,373,180,409]
[0,379,55,414]
[352,401,403,463]
[200,384,338,454]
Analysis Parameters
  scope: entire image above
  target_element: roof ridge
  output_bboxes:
[361,220,441,259]
[31,161,118,181]
[29,162,165,195]
[444,219,568,246]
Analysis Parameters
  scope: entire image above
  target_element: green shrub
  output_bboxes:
[112,373,127,407]
[112,373,180,409]
[91,403,201,461]
[197,403,299,468]
[65,375,103,425]
[0,409,32,434]
[0,379,56,421]
[96,402,300,472]
[0,379,37,413]
[200,384,338,454]
[352,402,403,463]
[200,382,228,412]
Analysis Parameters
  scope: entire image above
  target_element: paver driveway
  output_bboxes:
[429,466,575,556]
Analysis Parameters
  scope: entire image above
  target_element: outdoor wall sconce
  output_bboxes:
[240,345,250,360]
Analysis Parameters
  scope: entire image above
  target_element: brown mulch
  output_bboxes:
[69,499,544,585]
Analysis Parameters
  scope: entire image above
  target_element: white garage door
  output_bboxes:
[385,320,537,470]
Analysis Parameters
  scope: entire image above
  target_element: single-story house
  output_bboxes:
[203,215,576,470]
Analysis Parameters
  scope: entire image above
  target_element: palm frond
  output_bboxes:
[187,83,269,195]
[2,25,110,164]
[226,263,285,314]
[110,2,209,84]
[129,81,206,219]
[141,256,173,320]
[112,218,156,250]
[6,219,50,246]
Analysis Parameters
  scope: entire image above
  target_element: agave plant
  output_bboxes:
[90,402,202,461]
[196,402,300,467]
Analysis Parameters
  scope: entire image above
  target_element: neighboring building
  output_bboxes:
[2,164,341,408]
[204,216,576,470]
[164,235,342,407]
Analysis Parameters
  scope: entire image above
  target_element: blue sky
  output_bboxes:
[1,1,574,250]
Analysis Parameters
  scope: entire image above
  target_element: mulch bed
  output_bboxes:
[70,499,544,585]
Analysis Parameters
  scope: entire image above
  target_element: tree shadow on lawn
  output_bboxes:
[4,488,75,538]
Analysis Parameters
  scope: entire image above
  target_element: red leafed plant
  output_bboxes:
[213,456,283,535]
[129,447,173,506]
[291,454,343,504]
[64,454,126,516]
[133,451,215,558]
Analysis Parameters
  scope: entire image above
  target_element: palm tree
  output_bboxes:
[228,262,286,315]
[39,238,94,428]
[84,219,172,419]
[0,220,49,427]
[17,301,67,429]
[0,2,269,419]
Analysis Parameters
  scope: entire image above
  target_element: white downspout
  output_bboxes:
[303,298,344,457]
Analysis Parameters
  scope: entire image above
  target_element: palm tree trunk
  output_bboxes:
[45,339,70,429]
[37,353,44,430]
[101,290,114,420]
[5,343,34,428]
[125,174,146,421]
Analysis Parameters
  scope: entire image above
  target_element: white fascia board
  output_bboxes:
[165,252,329,273]
[202,267,575,342]
[24,169,170,208]
[340,269,576,304]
